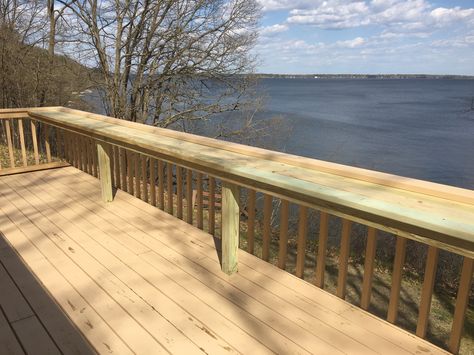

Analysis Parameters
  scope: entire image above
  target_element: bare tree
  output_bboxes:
[59,0,261,128]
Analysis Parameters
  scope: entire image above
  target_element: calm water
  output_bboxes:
[257,78,474,189]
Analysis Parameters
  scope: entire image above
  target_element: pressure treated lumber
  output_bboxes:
[221,181,240,274]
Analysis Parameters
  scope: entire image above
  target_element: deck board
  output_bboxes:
[0,167,449,354]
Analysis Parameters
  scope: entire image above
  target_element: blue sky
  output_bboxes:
[255,0,474,74]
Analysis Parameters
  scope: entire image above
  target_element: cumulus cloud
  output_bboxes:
[259,23,289,36]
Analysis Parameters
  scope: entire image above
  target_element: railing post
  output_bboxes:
[97,142,113,202]
[221,181,239,275]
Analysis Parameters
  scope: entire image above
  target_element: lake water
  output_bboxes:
[256,78,474,190]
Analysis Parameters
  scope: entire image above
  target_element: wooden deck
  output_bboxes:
[0,166,449,354]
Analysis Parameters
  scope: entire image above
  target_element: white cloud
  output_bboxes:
[335,37,366,48]
[430,7,474,25]
[259,23,289,35]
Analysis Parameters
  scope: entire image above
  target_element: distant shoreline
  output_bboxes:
[255,74,474,80]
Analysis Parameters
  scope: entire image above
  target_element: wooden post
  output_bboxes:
[97,142,113,202]
[221,181,240,275]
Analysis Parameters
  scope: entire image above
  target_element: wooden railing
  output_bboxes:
[1,107,473,353]
[0,108,69,175]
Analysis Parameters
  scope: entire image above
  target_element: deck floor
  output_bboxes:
[0,167,448,354]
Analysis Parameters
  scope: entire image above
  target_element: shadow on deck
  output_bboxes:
[0,167,448,354]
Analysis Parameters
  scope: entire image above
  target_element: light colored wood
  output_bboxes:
[387,237,408,323]
[416,246,439,338]
[50,107,472,205]
[221,181,240,275]
[197,173,203,229]
[361,227,378,310]
[448,257,473,353]
[127,150,134,194]
[247,189,256,254]
[97,142,113,202]
[120,147,127,190]
[278,200,289,269]
[0,161,69,177]
[167,163,173,215]
[209,176,216,235]
[141,155,148,202]
[92,139,98,177]
[186,169,193,225]
[18,118,27,167]
[83,136,90,174]
[5,119,15,168]
[158,160,164,209]
[134,153,140,198]
[176,166,183,219]
[296,205,308,278]
[262,194,272,261]
[150,158,156,206]
[27,108,474,258]
[19,167,450,355]
[56,127,63,160]
[337,219,352,299]
[315,211,329,288]
[44,125,52,162]
[114,145,120,188]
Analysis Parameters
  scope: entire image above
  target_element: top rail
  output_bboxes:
[23,107,474,258]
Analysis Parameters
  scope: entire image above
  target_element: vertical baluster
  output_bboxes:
[416,246,439,338]
[158,160,164,209]
[387,236,407,323]
[167,163,174,215]
[278,200,289,270]
[18,119,27,167]
[448,257,473,353]
[337,219,352,299]
[141,155,148,202]
[134,153,140,197]
[55,127,62,159]
[31,120,40,165]
[176,166,183,219]
[209,176,216,235]
[296,205,308,278]
[120,148,127,190]
[44,125,52,163]
[197,173,203,229]
[315,211,329,288]
[246,188,256,253]
[186,169,193,225]
[361,227,377,310]
[92,140,98,177]
[5,119,15,168]
[127,150,134,194]
[262,194,272,261]
[114,145,120,189]
[149,158,156,206]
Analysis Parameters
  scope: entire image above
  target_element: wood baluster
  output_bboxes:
[31,121,40,165]
[278,200,289,270]
[5,119,15,168]
[141,155,148,202]
[416,246,439,338]
[149,158,156,206]
[120,148,127,191]
[167,163,174,215]
[337,219,352,299]
[197,173,203,229]
[114,145,120,189]
[186,169,193,225]
[246,189,256,253]
[134,153,140,197]
[209,176,216,235]
[387,236,407,323]
[18,119,27,167]
[92,140,98,177]
[262,194,272,261]
[296,205,308,278]
[176,166,183,219]
[44,125,52,163]
[361,227,377,310]
[315,211,329,288]
[448,257,473,354]
[127,150,134,194]
[158,160,164,210]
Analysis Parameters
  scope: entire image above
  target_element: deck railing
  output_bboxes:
[0,106,473,353]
